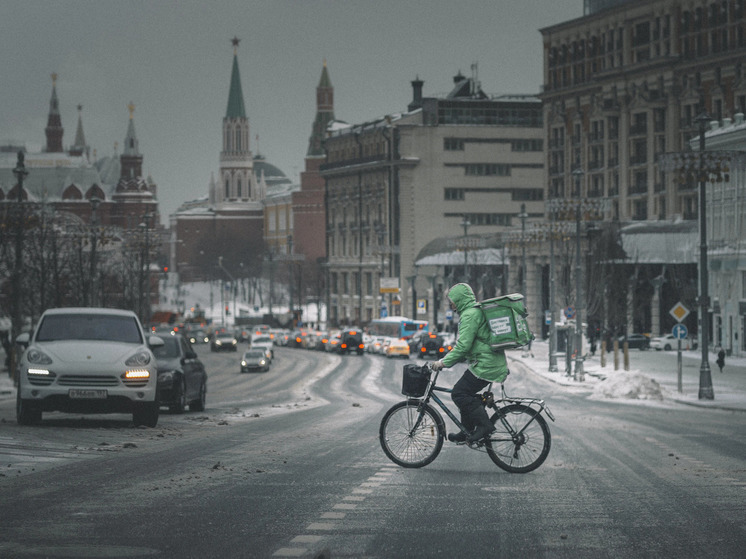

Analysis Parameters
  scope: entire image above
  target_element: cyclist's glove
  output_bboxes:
[431,360,445,371]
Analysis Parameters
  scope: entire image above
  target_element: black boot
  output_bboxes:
[448,412,474,443]
[466,406,495,443]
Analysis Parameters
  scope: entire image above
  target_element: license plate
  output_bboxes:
[69,389,108,399]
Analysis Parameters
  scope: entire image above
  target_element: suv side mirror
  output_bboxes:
[149,335,165,348]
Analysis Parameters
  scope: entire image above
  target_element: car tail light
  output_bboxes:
[359,344,364,349]
[438,347,445,353]
[341,343,348,349]
[420,347,426,353]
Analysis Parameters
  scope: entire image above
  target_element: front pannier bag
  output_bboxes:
[401,364,431,397]
[477,293,535,351]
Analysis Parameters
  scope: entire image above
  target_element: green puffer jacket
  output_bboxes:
[441,283,509,383]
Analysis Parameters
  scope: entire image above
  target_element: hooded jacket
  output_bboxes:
[441,283,509,383]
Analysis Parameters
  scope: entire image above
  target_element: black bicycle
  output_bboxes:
[379,363,554,473]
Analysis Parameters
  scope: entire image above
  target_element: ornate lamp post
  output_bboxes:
[695,113,714,400]
[546,192,609,381]
[658,113,746,399]
[10,152,29,380]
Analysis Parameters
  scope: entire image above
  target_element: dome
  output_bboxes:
[253,155,291,187]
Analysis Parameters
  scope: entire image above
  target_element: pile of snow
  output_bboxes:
[590,370,666,401]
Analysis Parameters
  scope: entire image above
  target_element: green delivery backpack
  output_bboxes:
[476,293,534,351]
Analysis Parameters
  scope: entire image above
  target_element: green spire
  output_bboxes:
[226,39,246,118]
[318,60,332,88]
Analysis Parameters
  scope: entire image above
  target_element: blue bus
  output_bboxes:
[367,317,430,340]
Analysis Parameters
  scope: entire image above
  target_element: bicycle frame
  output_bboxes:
[411,367,555,441]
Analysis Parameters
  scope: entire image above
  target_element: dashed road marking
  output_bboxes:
[273,466,398,557]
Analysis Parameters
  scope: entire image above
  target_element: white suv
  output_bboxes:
[16,307,164,427]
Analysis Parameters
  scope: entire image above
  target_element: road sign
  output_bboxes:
[672,323,688,339]
[417,298,427,315]
[669,302,690,323]
[545,310,552,325]
[564,306,575,319]
[380,277,400,294]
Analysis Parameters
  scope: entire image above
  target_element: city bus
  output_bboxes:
[367,317,430,340]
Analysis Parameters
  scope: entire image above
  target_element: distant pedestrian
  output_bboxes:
[716,348,726,373]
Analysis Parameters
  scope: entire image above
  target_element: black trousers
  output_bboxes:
[451,369,490,414]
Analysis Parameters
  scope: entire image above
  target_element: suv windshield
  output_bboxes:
[36,314,143,344]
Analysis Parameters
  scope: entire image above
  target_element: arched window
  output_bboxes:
[225,129,231,152]
[237,178,242,197]
[236,128,241,151]
[225,179,230,198]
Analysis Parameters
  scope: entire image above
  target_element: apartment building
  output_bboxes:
[321,71,545,329]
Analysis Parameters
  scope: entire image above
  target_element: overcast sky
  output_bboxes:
[1,0,582,219]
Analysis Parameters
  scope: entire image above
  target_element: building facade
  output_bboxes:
[541,0,746,222]
[322,70,545,330]
[539,0,746,343]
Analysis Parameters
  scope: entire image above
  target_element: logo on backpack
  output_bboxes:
[477,293,535,351]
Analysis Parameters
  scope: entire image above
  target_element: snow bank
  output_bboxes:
[590,371,666,401]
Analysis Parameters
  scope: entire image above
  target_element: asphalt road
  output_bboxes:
[1,344,745,558]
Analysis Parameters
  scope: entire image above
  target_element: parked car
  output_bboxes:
[339,328,365,355]
[409,330,446,358]
[385,338,411,359]
[16,307,164,427]
[650,334,694,351]
[619,333,650,351]
[241,349,270,373]
[152,333,207,413]
[211,331,238,352]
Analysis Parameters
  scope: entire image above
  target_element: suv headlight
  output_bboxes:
[26,348,53,365]
[125,350,152,366]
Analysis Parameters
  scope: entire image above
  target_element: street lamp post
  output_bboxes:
[460,216,470,282]
[572,168,585,381]
[548,210,559,373]
[518,203,529,357]
[695,112,715,400]
[218,256,236,321]
[10,151,29,380]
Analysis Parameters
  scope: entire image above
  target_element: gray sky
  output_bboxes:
[1,0,581,219]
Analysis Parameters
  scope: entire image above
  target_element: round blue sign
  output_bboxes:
[672,323,688,339]
[564,306,575,319]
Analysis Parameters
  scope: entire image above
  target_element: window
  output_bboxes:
[225,179,230,198]
[511,139,543,152]
[464,163,511,176]
[445,188,465,200]
[444,138,465,151]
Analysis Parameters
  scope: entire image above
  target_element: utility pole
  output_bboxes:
[10,151,29,383]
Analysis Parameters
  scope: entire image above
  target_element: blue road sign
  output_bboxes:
[564,306,575,319]
[672,323,688,339]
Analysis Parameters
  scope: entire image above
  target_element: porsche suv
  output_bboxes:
[16,307,164,427]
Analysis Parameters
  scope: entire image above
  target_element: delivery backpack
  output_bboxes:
[476,293,534,351]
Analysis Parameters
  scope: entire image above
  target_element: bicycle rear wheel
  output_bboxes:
[379,400,444,468]
[485,404,551,473]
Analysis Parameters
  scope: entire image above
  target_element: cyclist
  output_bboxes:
[431,283,509,443]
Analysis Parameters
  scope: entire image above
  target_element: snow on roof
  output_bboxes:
[619,221,698,264]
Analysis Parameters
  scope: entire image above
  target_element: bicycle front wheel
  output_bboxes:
[485,404,551,473]
[379,400,444,468]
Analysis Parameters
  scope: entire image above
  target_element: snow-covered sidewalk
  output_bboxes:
[509,340,746,412]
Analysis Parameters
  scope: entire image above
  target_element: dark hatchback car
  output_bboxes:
[339,328,365,355]
[409,331,446,359]
[152,333,207,413]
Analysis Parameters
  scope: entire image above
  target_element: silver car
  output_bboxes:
[16,307,164,427]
